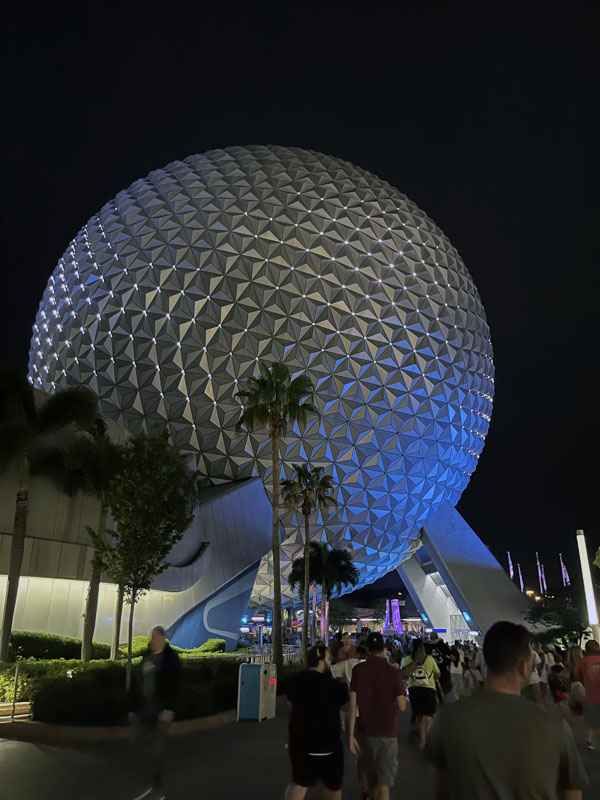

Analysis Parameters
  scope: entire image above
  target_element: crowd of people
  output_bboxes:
[124,622,600,799]
[284,624,600,800]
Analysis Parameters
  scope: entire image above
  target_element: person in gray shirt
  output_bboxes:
[425,621,588,800]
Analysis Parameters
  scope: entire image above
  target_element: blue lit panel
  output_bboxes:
[28,146,494,603]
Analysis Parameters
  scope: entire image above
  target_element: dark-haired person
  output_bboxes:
[427,631,452,698]
[425,621,588,800]
[285,644,349,800]
[131,625,180,800]
[404,638,440,748]
[574,639,600,750]
[348,632,408,800]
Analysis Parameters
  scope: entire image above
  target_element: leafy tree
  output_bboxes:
[33,417,123,661]
[328,597,356,632]
[524,591,588,647]
[0,369,97,661]
[236,362,318,667]
[289,542,359,642]
[95,429,197,687]
[281,463,337,663]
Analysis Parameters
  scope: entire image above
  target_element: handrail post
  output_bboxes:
[11,662,20,722]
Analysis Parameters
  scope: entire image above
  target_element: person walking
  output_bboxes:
[573,639,600,749]
[448,646,464,701]
[425,621,588,800]
[336,634,358,663]
[522,641,542,703]
[131,626,180,800]
[285,644,349,800]
[427,632,452,699]
[567,645,586,738]
[331,644,368,688]
[403,638,440,748]
[348,632,408,800]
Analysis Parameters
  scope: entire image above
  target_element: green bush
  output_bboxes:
[196,638,226,653]
[118,636,151,658]
[277,663,305,696]
[8,631,111,661]
[30,657,241,725]
[5,653,300,723]
[0,658,119,702]
[32,665,130,726]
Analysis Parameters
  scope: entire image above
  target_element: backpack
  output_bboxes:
[411,665,432,688]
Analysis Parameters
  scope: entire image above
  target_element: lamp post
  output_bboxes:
[576,529,600,644]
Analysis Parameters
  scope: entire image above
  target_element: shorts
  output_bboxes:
[408,686,437,717]
[583,702,600,730]
[289,743,344,791]
[356,732,398,787]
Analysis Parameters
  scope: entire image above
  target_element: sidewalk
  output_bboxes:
[0,702,598,799]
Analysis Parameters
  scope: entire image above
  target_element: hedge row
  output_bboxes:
[0,657,121,703]
[7,631,228,662]
[31,658,242,725]
[9,631,111,661]
[0,657,303,723]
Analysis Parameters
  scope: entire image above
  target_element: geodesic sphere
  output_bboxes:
[28,145,494,601]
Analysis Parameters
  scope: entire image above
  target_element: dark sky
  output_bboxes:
[1,3,591,591]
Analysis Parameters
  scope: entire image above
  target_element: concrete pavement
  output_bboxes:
[0,703,598,799]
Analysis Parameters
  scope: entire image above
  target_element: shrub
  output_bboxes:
[118,636,150,659]
[8,631,110,661]
[0,658,118,702]
[29,656,241,725]
[277,663,305,696]
[196,638,226,653]
[32,665,130,726]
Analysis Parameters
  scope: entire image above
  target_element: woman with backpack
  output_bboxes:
[402,639,440,748]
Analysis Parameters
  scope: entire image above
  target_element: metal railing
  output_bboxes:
[186,645,303,666]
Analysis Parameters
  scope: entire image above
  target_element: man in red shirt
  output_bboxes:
[348,632,408,800]
[574,639,600,749]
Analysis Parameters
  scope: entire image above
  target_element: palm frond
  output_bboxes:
[37,387,98,434]
[30,446,85,497]
[0,420,33,471]
[0,367,37,427]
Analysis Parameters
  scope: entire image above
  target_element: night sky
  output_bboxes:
[1,3,591,592]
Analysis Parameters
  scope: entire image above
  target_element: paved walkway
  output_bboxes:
[1,704,598,799]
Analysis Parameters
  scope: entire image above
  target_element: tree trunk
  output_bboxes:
[126,594,136,691]
[0,457,29,662]
[81,506,107,662]
[110,584,124,661]
[302,512,310,664]
[311,584,317,645]
[270,428,283,668]
[321,586,328,641]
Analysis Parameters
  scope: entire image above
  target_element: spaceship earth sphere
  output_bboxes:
[28,145,494,602]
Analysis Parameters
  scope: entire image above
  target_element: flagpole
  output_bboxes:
[576,530,600,644]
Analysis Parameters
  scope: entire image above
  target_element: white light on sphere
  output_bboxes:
[28,145,494,604]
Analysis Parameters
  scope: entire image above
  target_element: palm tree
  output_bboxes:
[290,542,359,643]
[33,417,123,661]
[236,362,318,667]
[281,463,337,663]
[0,369,98,661]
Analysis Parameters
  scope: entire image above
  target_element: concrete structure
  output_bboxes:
[0,147,529,649]
[398,504,529,641]
[28,145,494,606]
[0,463,271,650]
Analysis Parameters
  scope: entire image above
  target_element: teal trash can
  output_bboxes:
[237,663,277,721]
